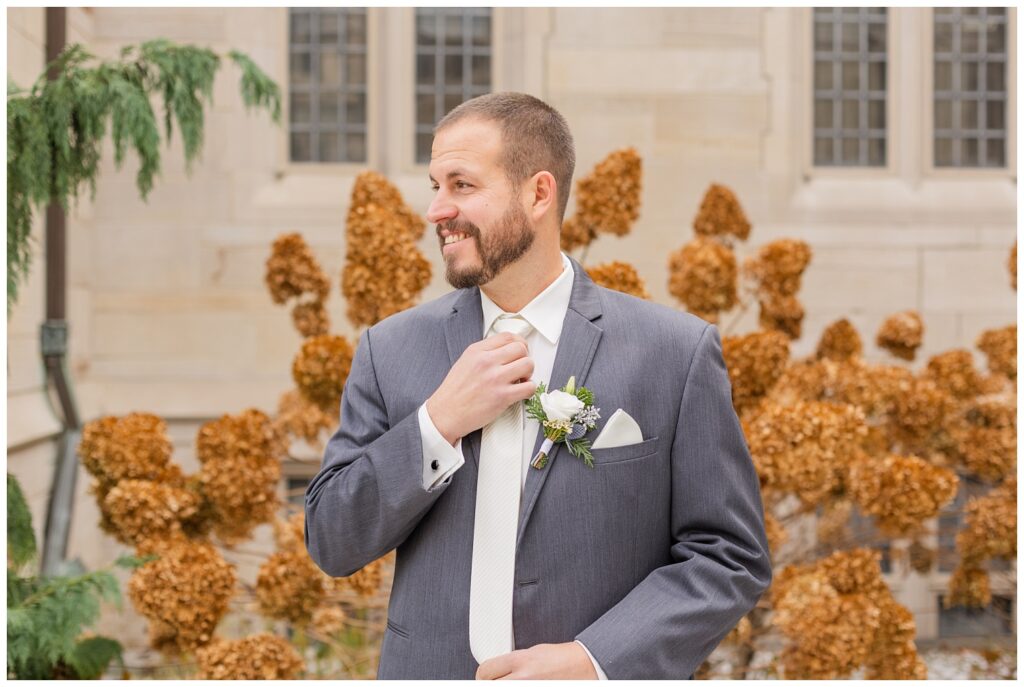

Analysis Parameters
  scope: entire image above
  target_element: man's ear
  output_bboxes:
[525,171,557,222]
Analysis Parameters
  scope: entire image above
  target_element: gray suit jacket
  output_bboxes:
[305,255,772,679]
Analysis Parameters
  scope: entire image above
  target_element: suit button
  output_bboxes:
[431,459,440,471]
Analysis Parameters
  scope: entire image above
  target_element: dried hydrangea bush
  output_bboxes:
[560,148,642,252]
[692,183,751,242]
[585,260,652,299]
[127,539,237,655]
[667,236,738,323]
[771,549,926,679]
[342,173,431,328]
[195,634,303,680]
[876,311,924,361]
[292,334,354,411]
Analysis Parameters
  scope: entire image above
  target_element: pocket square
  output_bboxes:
[590,408,643,449]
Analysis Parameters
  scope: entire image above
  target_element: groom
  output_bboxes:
[305,92,771,679]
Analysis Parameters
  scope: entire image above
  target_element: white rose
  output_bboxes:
[540,389,584,421]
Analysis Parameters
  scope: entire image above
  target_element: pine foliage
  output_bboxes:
[7,39,282,315]
[6,475,141,679]
[7,474,36,568]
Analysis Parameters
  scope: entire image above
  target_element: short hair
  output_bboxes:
[435,92,576,224]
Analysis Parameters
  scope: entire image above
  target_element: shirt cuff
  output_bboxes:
[575,640,608,680]
[418,402,464,491]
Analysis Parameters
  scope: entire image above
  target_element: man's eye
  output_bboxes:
[430,185,439,192]
[456,181,471,189]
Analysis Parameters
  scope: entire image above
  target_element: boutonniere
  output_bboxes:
[525,375,601,469]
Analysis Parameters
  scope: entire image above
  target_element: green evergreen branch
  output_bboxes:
[6,39,282,316]
[7,475,37,569]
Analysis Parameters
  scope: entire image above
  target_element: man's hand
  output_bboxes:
[426,332,535,445]
[475,642,598,680]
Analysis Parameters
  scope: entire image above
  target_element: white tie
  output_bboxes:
[469,314,534,664]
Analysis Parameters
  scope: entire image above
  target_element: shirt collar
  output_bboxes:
[480,251,574,345]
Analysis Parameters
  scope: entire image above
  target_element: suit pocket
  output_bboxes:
[589,436,659,465]
[386,617,410,639]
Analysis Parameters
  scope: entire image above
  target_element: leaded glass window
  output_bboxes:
[289,8,368,163]
[812,7,888,166]
[414,8,492,163]
[933,7,1008,167]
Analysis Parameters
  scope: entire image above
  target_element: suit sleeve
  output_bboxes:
[304,327,459,577]
[574,324,772,679]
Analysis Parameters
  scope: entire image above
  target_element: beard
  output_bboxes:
[440,202,535,289]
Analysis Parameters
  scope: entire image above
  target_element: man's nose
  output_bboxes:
[426,190,457,225]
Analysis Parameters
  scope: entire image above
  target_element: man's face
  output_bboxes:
[427,118,535,289]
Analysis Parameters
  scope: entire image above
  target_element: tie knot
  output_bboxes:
[489,314,533,340]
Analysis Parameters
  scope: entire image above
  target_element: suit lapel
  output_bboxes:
[444,286,485,468]
[516,256,604,549]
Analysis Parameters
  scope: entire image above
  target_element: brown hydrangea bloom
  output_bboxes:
[772,549,921,679]
[564,148,642,243]
[348,170,427,241]
[816,499,853,547]
[721,330,790,416]
[757,291,805,339]
[342,200,431,328]
[816,318,863,361]
[79,413,175,486]
[907,539,936,574]
[667,237,738,322]
[924,349,984,400]
[847,453,959,536]
[256,549,327,624]
[195,634,304,680]
[1009,240,1016,290]
[311,606,346,637]
[272,511,306,553]
[586,261,651,300]
[744,401,867,505]
[769,358,914,422]
[291,300,330,338]
[866,597,928,679]
[724,616,752,646]
[764,512,788,557]
[202,457,281,546]
[772,569,878,679]
[887,377,956,449]
[876,311,924,361]
[945,565,991,608]
[274,389,339,445]
[743,239,812,296]
[196,409,285,465]
[265,233,329,305]
[692,183,751,241]
[816,547,889,597]
[950,398,1017,482]
[560,215,595,253]
[196,410,284,545]
[976,325,1016,380]
[102,479,200,550]
[292,335,355,411]
[128,539,237,654]
[743,239,812,339]
[330,551,391,597]
[956,477,1016,567]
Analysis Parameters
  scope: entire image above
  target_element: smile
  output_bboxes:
[444,232,469,245]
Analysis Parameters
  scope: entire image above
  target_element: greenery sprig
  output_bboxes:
[525,375,600,469]
[7,40,282,316]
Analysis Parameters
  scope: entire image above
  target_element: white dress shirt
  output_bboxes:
[416,251,608,679]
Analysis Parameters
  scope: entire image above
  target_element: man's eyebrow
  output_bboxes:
[428,169,473,184]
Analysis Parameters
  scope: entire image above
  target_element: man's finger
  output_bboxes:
[476,652,518,680]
